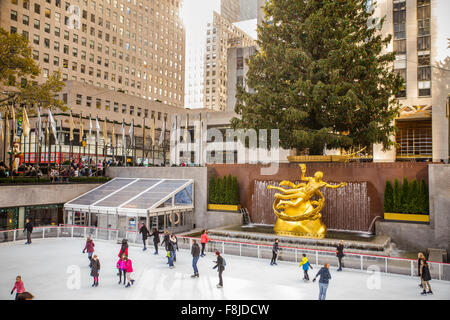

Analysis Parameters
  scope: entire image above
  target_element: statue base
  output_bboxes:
[273,218,327,239]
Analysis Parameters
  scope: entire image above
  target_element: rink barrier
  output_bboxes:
[1,226,448,281]
[121,229,450,282]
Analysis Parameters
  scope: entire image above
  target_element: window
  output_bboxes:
[44,38,50,48]
[86,96,92,107]
[33,35,39,45]
[54,27,60,37]
[54,41,60,51]
[114,102,119,112]
[76,94,82,105]
[96,98,101,109]
[32,50,39,60]
[64,31,69,40]
[22,14,29,25]
[43,69,49,78]
[53,56,59,66]
[45,8,51,18]
[72,61,77,71]
[44,23,50,33]
[34,19,40,29]
[43,53,49,63]
[130,105,134,115]
[63,45,69,54]
[34,3,40,14]
[122,104,127,114]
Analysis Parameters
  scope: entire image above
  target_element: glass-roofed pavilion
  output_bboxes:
[64,178,194,236]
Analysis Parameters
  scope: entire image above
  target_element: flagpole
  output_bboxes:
[95,116,98,176]
[89,114,92,176]
[79,112,82,164]
[104,117,107,166]
[132,119,135,167]
[47,118,51,174]
[143,117,146,166]
[59,119,62,170]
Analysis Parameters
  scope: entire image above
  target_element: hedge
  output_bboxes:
[209,174,240,205]
[0,176,111,184]
[384,177,429,214]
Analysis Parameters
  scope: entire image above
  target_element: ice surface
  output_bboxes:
[1,238,449,300]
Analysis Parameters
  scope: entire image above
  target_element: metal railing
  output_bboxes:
[0,225,119,243]
[1,226,448,281]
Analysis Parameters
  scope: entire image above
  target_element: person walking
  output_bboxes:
[124,255,135,287]
[10,276,25,300]
[200,230,210,257]
[270,239,279,265]
[420,260,433,295]
[90,255,100,287]
[139,223,150,251]
[417,252,426,288]
[299,253,313,281]
[191,239,200,278]
[83,236,95,267]
[336,240,344,271]
[213,251,226,288]
[150,228,160,255]
[116,254,127,285]
[313,263,332,300]
[23,218,33,245]
[118,239,129,258]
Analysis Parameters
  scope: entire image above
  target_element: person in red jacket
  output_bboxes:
[200,229,210,257]
[83,236,95,267]
[123,255,135,288]
[11,276,25,300]
[118,239,129,258]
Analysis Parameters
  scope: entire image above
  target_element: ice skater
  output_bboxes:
[118,239,129,258]
[124,255,135,287]
[83,236,95,267]
[167,234,176,269]
[336,240,344,271]
[171,233,179,262]
[417,252,426,288]
[161,230,170,263]
[299,253,313,281]
[191,239,200,278]
[150,228,160,255]
[23,218,33,244]
[117,254,126,285]
[90,255,100,287]
[313,263,332,300]
[420,260,433,295]
[200,230,210,257]
[213,251,226,288]
[10,276,25,300]
[139,223,150,251]
[270,239,279,265]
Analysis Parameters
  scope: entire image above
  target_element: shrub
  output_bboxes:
[384,180,394,212]
[392,178,401,213]
[400,177,410,213]
[408,179,420,213]
[209,175,240,205]
[419,179,429,214]
[209,177,216,204]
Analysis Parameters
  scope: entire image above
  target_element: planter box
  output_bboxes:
[384,212,430,223]
[208,204,241,212]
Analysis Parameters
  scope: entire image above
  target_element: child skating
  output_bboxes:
[420,260,433,295]
[90,255,100,287]
[117,254,127,285]
[10,276,25,300]
[83,236,95,267]
[124,255,135,287]
[299,253,313,281]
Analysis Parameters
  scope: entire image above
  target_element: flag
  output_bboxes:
[48,108,57,141]
[5,112,10,147]
[128,120,134,147]
[103,118,108,143]
[89,115,93,141]
[46,124,49,146]
[159,118,166,146]
[22,107,31,138]
[58,120,63,145]
[142,118,146,148]
[11,106,15,136]
[121,119,126,150]
[95,116,100,141]
[79,113,83,143]
[184,115,189,143]
[111,123,115,147]
[0,112,3,142]
[69,112,75,141]
[37,107,44,145]
[151,117,156,145]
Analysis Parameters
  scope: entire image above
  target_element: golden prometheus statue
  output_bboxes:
[267,164,346,239]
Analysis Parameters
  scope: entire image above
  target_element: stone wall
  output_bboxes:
[0,183,102,208]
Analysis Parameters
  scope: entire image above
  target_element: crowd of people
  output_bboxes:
[9,221,437,300]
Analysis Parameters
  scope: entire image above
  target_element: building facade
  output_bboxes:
[203,11,255,112]
[372,0,449,162]
[1,0,185,107]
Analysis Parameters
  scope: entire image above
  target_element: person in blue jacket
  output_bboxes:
[313,263,332,300]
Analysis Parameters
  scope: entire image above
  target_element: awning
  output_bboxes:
[64,178,194,217]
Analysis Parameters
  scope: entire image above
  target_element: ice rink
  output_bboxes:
[1,238,449,300]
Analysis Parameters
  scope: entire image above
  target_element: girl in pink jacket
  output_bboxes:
[124,255,135,288]
[11,276,25,300]
[117,255,127,285]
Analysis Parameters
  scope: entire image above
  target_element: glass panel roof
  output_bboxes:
[121,180,189,210]
[66,178,135,206]
[94,179,160,208]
